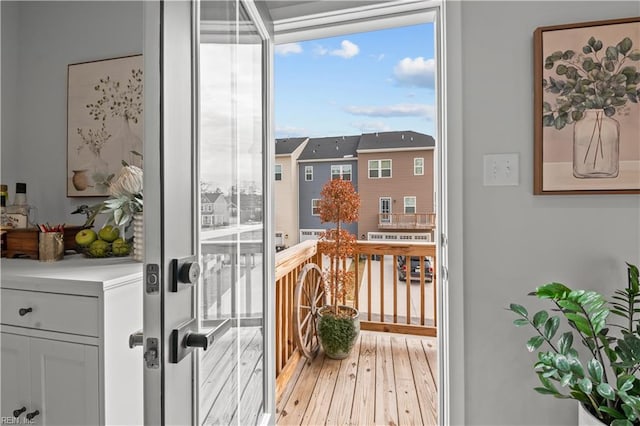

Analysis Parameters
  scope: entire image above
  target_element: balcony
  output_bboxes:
[378,213,436,230]
[275,239,438,425]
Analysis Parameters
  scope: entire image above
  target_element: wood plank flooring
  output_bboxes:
[277,332,438,426]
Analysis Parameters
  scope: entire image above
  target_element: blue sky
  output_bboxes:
[275,23,436,139]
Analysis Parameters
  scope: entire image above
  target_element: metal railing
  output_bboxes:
[378,213,436,230]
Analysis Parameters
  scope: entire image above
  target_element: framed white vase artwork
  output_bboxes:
[534,17,640,195]
[67,54,143,197]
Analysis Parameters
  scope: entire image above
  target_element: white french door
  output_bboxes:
[142,1,274,424]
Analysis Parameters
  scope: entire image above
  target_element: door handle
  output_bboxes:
[129,330,144,348]
[169,318,216,363]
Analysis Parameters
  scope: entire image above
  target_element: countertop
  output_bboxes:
[1,255,143,296]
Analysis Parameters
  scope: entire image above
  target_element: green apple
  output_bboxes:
[98,225,120,243]
[75,228,97,247]
[112,238,131,256]
[88,240,110,257]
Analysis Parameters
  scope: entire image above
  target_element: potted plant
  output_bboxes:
[542,36,640,178]
[509,262,640,425]
[316,178,361,359]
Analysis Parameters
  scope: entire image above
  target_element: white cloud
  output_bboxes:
[275,43,303,56]
[392,57,436,88]
[331,40,359,59]
[344,103,435,121]
[370,53,385,62]
[350,121,391,133]
[314,40,359,59]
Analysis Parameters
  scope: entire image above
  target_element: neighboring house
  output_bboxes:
[201,192,229,227]
[298,135,360,242]
[274,137,308,249]
[356,131,436,242]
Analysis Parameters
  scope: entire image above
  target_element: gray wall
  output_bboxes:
[298,160,358,236]
[452,2,640,425]
[1,1,143,226]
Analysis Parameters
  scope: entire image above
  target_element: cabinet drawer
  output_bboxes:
[1,289,99,337]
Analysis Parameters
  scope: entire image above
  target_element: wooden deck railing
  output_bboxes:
[347,241,436,336]
[274,239,437,385]
[378,213,436,230]
[274,240,320,378]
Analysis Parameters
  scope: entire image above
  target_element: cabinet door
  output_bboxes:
[29,338,99,425]
[1,333,30,420]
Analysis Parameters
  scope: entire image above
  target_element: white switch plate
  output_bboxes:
[483,153,519,186]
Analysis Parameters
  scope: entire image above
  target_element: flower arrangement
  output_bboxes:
[86,159,143,230]
[542,36,640,130]
[509,263,640,425]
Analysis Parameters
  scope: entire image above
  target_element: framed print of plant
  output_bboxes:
[67,54,143,197]
[533,17,640,195]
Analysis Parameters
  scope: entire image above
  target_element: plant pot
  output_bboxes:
[317,305,360,360]
[578,403,605,426]
[131,212,143,262]
[573,109,619,178]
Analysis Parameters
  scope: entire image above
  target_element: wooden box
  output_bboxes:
[4,226,87,259]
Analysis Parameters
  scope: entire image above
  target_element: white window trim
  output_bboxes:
[331,164,352,181]
[414,157,424,175]
[404,196,416,214]
[311,198,320,216]
[368,159,392,179]
[305,165,313,181]
[275,164,283,180]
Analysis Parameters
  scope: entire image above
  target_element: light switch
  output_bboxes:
[483,153,519,186]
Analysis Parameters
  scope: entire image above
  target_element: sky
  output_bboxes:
[274,23,436,139]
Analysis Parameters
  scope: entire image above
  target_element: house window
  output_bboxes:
[414,157,424,175]
[311,199,320,216]
[331,164,352,181]
[404,196,416,214]
[368,159,392,178]
[305,166,313,181]
[275,164,282,181]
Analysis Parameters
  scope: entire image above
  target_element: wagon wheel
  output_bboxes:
[293,263,326,360]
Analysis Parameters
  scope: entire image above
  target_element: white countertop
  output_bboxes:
[1,255,143,296]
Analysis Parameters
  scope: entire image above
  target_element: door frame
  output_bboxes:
[272,1,453,423]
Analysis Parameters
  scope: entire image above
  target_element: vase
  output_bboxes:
[578,403,605,426]
[317,305,360,360]
[72,169,90,191]
[573,109,619,178]
[132,212,144,262]
[114,116,143,168]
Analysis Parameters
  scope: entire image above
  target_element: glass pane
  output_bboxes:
[198,1,264,425]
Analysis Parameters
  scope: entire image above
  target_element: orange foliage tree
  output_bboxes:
[317,178,361,315]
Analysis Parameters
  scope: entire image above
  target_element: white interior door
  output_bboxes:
[143,1,274,424]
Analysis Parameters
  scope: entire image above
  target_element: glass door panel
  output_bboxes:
[198,1,265,424]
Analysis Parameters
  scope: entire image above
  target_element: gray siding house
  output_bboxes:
[298,135,359,241]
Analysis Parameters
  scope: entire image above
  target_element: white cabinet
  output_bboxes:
[0,257,143,425]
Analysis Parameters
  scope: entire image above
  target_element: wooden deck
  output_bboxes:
[277,332,438,426]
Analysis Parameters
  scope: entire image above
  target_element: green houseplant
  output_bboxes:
[509,263,640,425]
[542,35,640,178]
[316,178,361,359]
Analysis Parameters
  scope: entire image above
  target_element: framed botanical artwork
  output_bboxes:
[534,17,640,195]
[67,54,143,197]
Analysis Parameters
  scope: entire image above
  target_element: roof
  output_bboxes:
[297,135,360,161]
[275,137,308,155]
[357,131,435,151]
[202,192,225,204]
